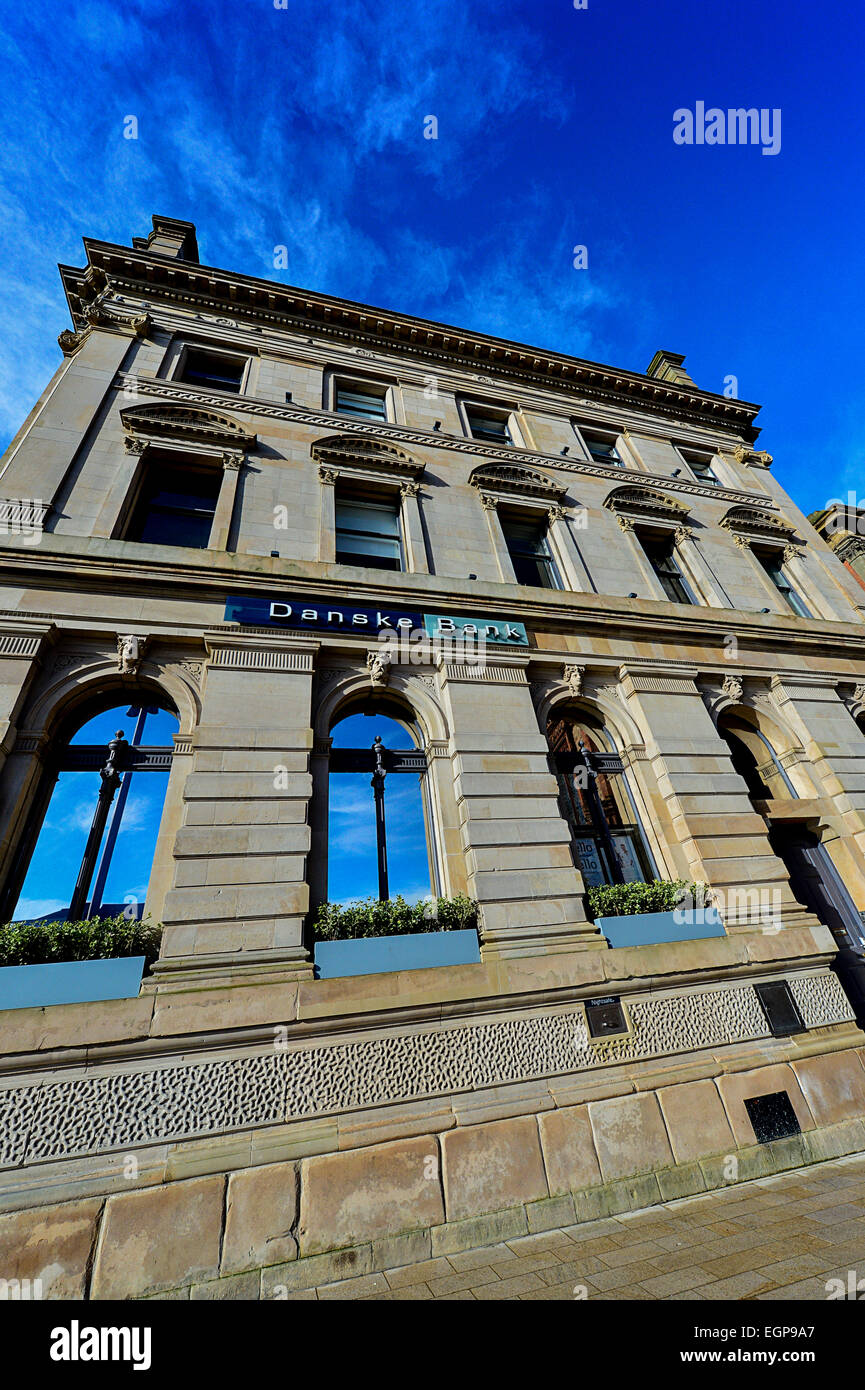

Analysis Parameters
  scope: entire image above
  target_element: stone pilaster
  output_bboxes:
[440,654,602,959]
[155,631,319,984]
[618,664,820,934]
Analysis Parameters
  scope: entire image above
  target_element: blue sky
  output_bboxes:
[2,1,863,913]
[0,0,862,514]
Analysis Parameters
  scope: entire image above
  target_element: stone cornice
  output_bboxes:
[61,241,762,440]
[113,373,772,510]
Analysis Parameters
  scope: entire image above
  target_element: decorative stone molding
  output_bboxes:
[57,328,85,355]
[783,542,801,565]
[117,634,148,675]
[442,660,528,684]
[426,739,450,760]
[366,649,392,687]
[399,480,420,499]
[722,675,744,702]
[615,514,635,533]
[603,484,690,527]
[318,466,338,486]
[124,437,148,455]
[205,633,318,673]
[221,450,245,471]
[311,433,424,485]
[0,498,50,532]
[0,974,850,1168]
[179,661,204,685]
[468,462,566,502]
[674,524,693,546]
[120,403,256,455]
[720,504,796,546]
[113,374,766,509]
[734,446,774,468]
[854,684,865,706]
[479,493,498,511]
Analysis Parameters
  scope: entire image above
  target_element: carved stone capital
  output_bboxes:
[615,514,635,533]
[221,450,245,471]
[318,466,339,486]
[124,436,148,455]
[400,480,420,498]
[479,492,498,511]
[782,543,799,565]
[674,525,692,546]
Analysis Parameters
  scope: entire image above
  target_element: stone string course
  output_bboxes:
[0,974,851,1169]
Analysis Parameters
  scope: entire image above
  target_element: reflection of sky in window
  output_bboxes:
[14,705,178,922]
[328,712,432,905]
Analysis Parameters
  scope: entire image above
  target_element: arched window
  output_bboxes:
[5,702,178,923]
[327,705,436,903]
[717,712,794,802]
[547,710,654,885]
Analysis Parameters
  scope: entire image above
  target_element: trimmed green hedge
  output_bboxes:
[313,895,478,942]
[0,915,163,968]
[585,880,705,922]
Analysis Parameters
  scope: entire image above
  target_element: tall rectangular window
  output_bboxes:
[335,496,402,570]
[639,535,696,604]
[756,551,811,616]
[466,408,512,444]
[335,385,388,421]
[501,516,560,588]
[124,460,221,548]
[179,348,245,392]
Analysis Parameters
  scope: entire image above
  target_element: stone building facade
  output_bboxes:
[809,502,865,593]
[2,215,865,1299]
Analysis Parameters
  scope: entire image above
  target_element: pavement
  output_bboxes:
[293,1151,865,1301]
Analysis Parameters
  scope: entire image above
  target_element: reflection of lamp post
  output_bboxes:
[577,739,625,886]
[69,731,126,921]
[371,735,389,901]
[87,706,158,919]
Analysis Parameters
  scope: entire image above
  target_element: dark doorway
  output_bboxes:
[768,822,865,1024]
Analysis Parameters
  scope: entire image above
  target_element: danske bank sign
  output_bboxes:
[224,595,528,645]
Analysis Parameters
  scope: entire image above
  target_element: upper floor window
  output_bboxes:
[755,550,811,617]
[334,493,403,571]
[500,514,561,588]
[639,534,696,604]
[335,384,388,422]
[466,407,512,445]
[678,447,721,487]
[577,426,625,467]
[179,348,245,393]
[124,458,221,549]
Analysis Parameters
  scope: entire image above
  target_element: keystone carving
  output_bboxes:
[563,664,585,697]
[117,634,147,675]
[722,675,744,703]
[366,650,392,687]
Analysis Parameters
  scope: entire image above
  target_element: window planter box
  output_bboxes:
[597,906,725,950]
[314,929,480,980]
[0,955,146,1012]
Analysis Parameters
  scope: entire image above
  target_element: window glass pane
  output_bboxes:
[335,501,400,536]
[467,410,510,441]
[327,713,431,903]
[641,537,693,604]
[127,464,220,549]
[336,533,401,560]
[336,388,387,419]
[501,518,558,588]
[12,705,178,923]
[181,349,243,392]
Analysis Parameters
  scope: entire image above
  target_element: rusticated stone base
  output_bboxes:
[3,1048,865,1300]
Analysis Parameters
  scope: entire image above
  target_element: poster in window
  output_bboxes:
[610,833,643,883]
[573,837,606,886]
